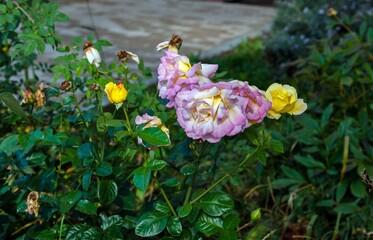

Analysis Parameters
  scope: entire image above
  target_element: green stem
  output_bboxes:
[97,92,105,162]
[190,147,259,204]
[155,179,177,217]
[59,214,65,240]
[122,105,133,133]
[183,142,208,206]
[73,92,88,127]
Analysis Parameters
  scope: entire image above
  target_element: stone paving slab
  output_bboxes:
[51,0,276,72]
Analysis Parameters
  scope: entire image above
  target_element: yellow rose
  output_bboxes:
[265,83,307,119]
[105,82,128,104]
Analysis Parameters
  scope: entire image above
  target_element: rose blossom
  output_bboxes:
[174,82,249,143]
[157,51,218,108]
[135,113,170,148]
[264,83,307,119]
[216,80,272,127]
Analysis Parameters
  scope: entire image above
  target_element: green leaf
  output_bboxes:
[105,119,126,127]
[95,162,112,176]
[281,165,305,182]
[195,213,223,235]
[147,159,167,170]
[333,202,359,214]
[294,155,325,169]
[270,139,284,153]
[350,180,366,199]
[75,200,98,215]
[98,180,118,205]
[78,142,95,160]
[27,152,47,165]
[223,213,240,230]
[177,203,193,218]
[336,180,348,202]
[316,200,334,207]
[201,192,234,217]
[101,214,123,231]
[36,229,57,240]
[59,190,83,213]
[256,150,267,166]
[137,127,171,147]
[180,163,196,176]
[219,229,238,240]
[321,104,334,129]
[0,92,29,122]
[154,201,171,214]
[133,166,151,192]
[82,170,92,192]
[0,134,20,156]
[135,211,168,237]
[271,178,302,189]
[167,216,182,237]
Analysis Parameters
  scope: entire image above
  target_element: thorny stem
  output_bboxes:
[190,147,260,204]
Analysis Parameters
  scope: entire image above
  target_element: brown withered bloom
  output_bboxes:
[156,34,183,52]
[84,41,101,67]
[26,191,39,217]
[116,50,140,64]
[21,89,36,105]
[34,82,50,107]
[327,8,337,17]
[60,80,72,91]
[361,168,373,192]
[169,34,183,50]
[90,83,100,91]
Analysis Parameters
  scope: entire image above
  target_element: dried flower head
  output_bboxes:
[60,80,72,91]
[21,89,36,105]
[83,41,101,67]
[116,50,140,64]
[361,168,373,192]
[26,191,39,217]
[327,8,337,17]
[156,34,183,52]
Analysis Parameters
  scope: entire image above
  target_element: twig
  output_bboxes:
[11,219,40,236]
[13,0,35,23]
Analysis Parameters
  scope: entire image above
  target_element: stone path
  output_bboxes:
[51,0,276,74]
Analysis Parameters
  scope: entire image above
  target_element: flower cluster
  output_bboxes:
[157,35,307,143]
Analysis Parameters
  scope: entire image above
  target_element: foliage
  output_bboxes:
[265,0,373,76]
[0,1,286,239]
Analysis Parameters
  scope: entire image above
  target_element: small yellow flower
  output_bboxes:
[265,83,307,119]
[105,82,128,104]
[327,8,337,17]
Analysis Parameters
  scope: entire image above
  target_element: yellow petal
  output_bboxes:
[288,99,307,115]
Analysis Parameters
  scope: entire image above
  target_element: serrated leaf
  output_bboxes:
[98,180,118,205]
[270,139,283,153]
[133,166,151,192]
[135,211,168,237]
[201,192,234,217]
[0,92,29,122]
[167,216,182,237]
[195,213,223,235]
[75,199,98,215]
